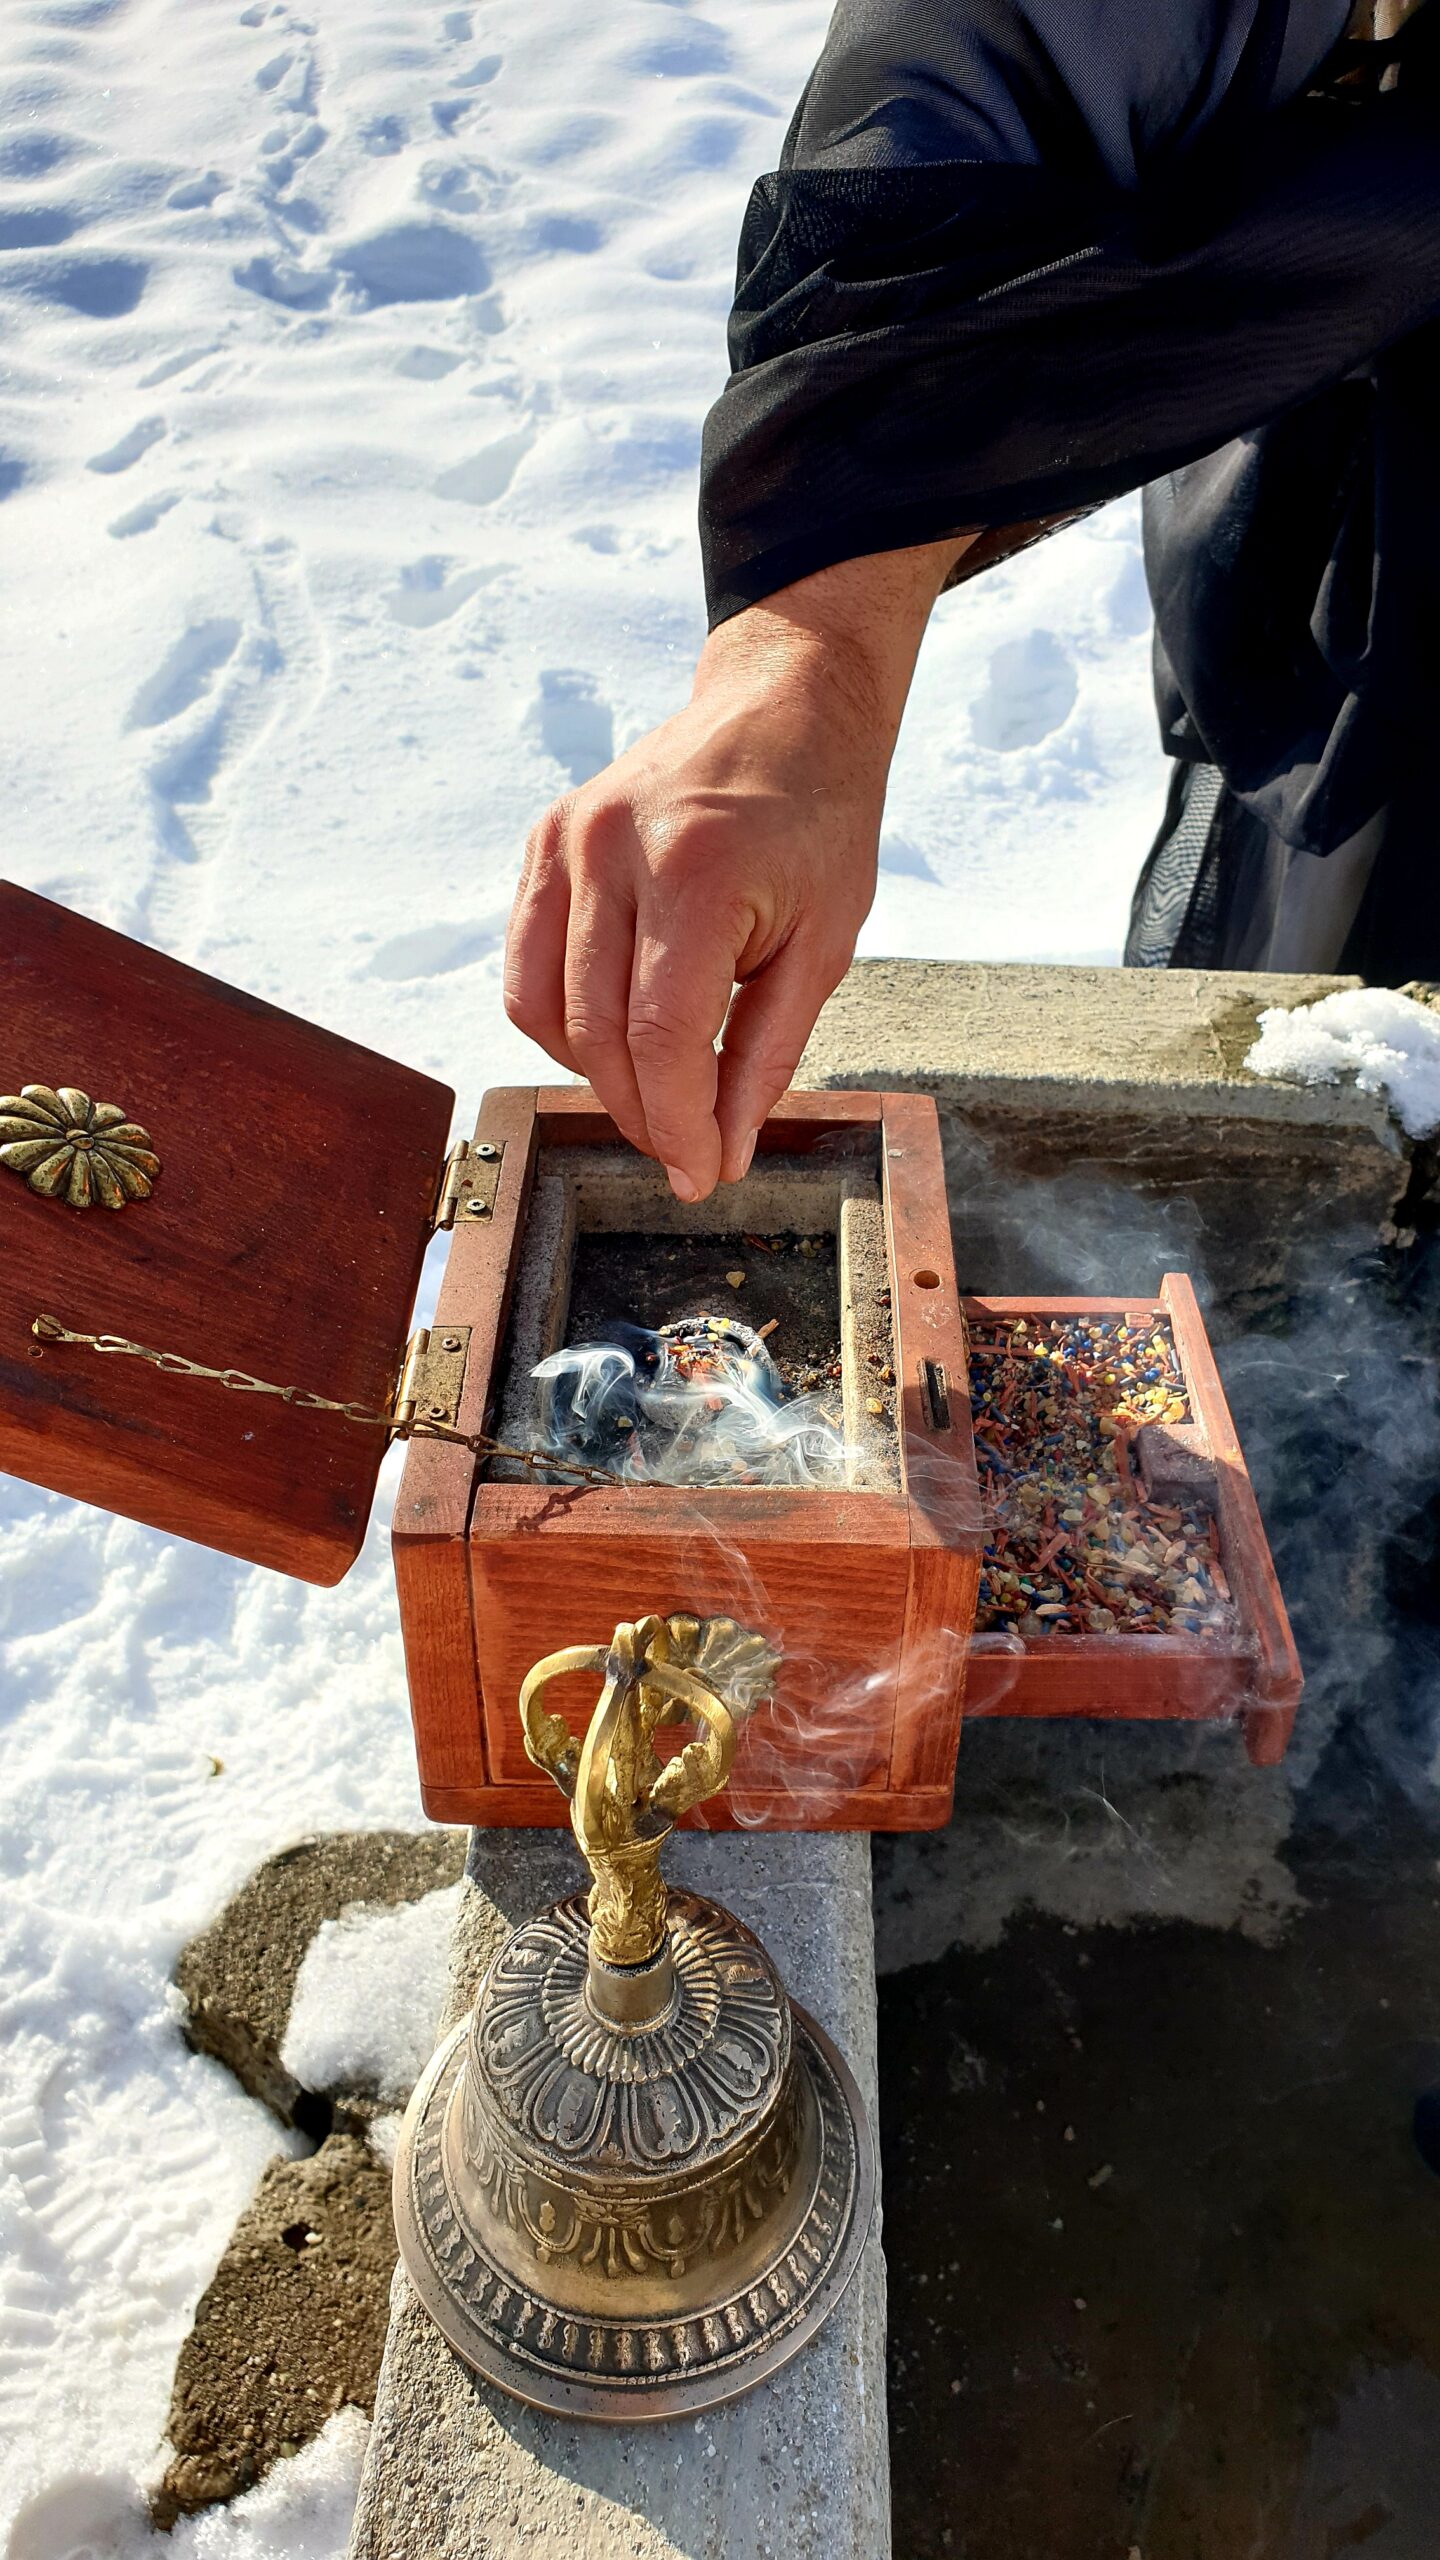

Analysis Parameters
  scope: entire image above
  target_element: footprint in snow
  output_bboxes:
[369,917,505,980]
[420,161,485,214]
[125,617,241,733]
[86,415,165,475]
[386,555,496,628]
[878,835,939,883]
[332,220,489,306]
[0,206,77,249]
[530,670,614,788]
[442,9,473,38]
[261,119,325,190]
[627,18,732,77]
[108,491,180,538]
[435,425,534,506]
[451,53,502,87]
[526,211,602,254]
[395,344,464,379]
[0,129,81,179]
[139,341,217,388]
[16,255,149,318]
[234,252,332,309]
[167,169,228,210]
[360,113,406,155]
[969,630,1078,752]
[651,113,745,175]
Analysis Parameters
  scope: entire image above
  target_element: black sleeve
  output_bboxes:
[699,0,1440,624]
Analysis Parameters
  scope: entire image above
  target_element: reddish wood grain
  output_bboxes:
[393,1089,539,1790]
[468,1484,910,1792]
[964,1632,1255,1721]
[535,1086,882,1155]
[0,880,453,1583]
[1160,1272,1301,1766]
[883,1093,983,1797]
[421,1777,956,1832]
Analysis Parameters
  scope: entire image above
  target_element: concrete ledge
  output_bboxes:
[801,962,1410,1326]
[348,1829,886,2560]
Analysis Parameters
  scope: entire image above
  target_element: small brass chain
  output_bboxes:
[29,1313,624,1490]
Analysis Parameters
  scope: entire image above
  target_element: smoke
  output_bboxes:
[1216,1236,1440,1815]
[869,1116,1440,1962]
[533,1315,851,1490]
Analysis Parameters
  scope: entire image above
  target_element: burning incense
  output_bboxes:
[533,1312,850,1490]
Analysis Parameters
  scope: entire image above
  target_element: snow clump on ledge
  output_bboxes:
[281,1884,461,2108]
[1245,989,1440,1140]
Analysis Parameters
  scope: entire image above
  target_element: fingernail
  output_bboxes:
[665,1165,701,1203]
[738,1130,758,1177]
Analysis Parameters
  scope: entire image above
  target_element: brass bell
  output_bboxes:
[392,1611,875,2419]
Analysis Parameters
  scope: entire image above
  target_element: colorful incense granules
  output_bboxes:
[968,1315,1232,1640]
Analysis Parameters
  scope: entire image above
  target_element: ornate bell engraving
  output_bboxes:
[392,1613,874,2419]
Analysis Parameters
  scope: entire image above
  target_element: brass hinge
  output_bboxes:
[390,1325,472,1436]
[433,1138,505,1231]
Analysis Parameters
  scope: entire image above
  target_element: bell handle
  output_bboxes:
[637,1661,737,1820]
[519,1643,610,1799]
[519,1630,740,1829]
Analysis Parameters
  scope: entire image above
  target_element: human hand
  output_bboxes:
[504,539,970,1200]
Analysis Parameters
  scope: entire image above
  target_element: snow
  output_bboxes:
[281,1884,461,2106]
[1246,989,1440,1139]
[0,0,1166,2547]
[5,2411,368,2560]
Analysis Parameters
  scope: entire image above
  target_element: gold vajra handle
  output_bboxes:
[519,1613,779,1969]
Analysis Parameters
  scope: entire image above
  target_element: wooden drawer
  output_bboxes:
[960,1282,1300,1769]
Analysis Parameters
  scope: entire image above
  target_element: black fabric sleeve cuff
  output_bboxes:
[699,94,1440,626]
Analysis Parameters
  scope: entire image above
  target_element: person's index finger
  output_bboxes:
[562,876,651,1156]
[504,842,578,1070]
[716,929,847,1178]
[627,909,733,1201]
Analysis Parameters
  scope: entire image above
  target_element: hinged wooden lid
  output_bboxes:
[0,882,454,1583]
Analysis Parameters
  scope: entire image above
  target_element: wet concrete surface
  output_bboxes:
[879,1754,1440,2559]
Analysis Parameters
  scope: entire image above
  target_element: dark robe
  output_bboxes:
[699,2,1440,976]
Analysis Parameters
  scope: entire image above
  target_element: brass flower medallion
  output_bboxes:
[0,1083,161,1211]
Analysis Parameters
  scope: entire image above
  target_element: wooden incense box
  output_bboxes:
[393,1084,981,1831]
[0,882,1302,1833]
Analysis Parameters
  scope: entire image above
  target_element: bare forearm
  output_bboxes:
[692,535,979,752]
